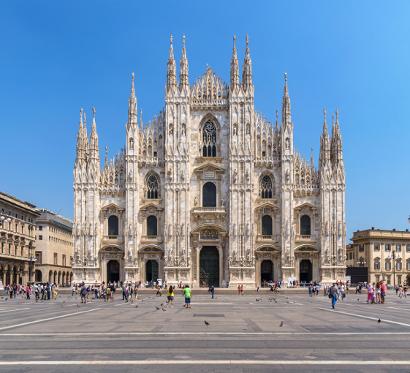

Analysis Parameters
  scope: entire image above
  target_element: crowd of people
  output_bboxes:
[3,283,59,301]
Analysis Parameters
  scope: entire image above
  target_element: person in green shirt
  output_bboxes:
[183,284,191,308]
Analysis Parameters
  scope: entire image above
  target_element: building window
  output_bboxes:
[36,251,43,265]
[147,215,158,237]
[374,243,380,251]
[260,175,273,199]
[397,275,402,285]
[62,255,66,267]
[53,253,58,265]
[38,235,43,240]
[358,244,365,252]
[407,259,410,270]
[385,260,391,271]
[385,244,391,252]
[374,258,380,270]
[108,215,119,237]
[261,215,273,236]
[146,172,160,199]
[202,182,217,207]
[202,121,217,157]
[406,244,410,253]
[396,244,402,252]
[300,215,311,236]
[38,226,42,231]
[396,260,402,271]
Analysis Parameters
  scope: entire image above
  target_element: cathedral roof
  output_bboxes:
[191,67,228,107]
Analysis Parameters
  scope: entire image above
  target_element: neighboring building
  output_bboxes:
[35,209,73,286]
[348,228,410,286]
[0,192,40,285]
[72,36,346,287]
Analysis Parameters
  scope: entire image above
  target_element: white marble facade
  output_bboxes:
[72,35,346,287]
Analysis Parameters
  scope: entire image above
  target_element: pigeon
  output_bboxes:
[204,320,210,326]
[357,298,360,302]
[155,306,160,310]
[279,321,284,327]
[378,318,381,323]
[135,305,139,308]
[162,308,167,312]
[256,298,262,302]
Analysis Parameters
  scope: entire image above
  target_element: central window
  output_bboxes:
[202,121,217,157]
[203,182,216,207]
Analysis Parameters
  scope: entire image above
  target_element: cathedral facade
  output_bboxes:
[72,36,346,287]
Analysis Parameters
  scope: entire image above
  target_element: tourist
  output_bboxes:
[209,284,215,299]
[183,284,191,308]
[380,280,387,304]
[329,283,338,309]
[167,285,174,305]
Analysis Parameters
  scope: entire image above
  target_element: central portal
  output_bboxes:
[145,260,159,283]
[200,246,219,287]
[107,260,120,283]
[299,259,312,283]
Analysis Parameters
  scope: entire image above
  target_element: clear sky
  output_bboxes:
[1,1,409,240]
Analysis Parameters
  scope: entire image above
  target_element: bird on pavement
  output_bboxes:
[135,305,139,308]
[162,308,167,312]
[279,321,284,327]
[204,320,210,326]
[357,298,360,302]
[155,306,160,310]
[378,318,381,323]
[256,298,262,302]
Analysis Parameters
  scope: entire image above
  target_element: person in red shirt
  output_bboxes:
[380,281,387,304]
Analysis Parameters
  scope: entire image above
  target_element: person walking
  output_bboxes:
[167,285,175,305]
[330,283,338,309]
[183,284,191,309]
[209,284,215,299]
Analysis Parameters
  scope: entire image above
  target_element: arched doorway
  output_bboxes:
[261,260,273,286]
[300,259,312,283]
[145,260,159,283]
[35,270,42,282]
[107,260,120,283]
[200,246,219,287]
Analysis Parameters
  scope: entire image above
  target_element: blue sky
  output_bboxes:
[1,1,409,240]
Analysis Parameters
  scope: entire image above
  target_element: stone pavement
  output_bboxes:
[0,290,410,372]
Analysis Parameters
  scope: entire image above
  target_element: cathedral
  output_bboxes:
[72,35,346,287]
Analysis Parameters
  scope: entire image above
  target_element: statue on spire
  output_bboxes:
[242,34,253,91]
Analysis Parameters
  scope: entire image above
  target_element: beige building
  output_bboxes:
[35,209,73,286]
[0,192,40,285]
[348,228,410,286]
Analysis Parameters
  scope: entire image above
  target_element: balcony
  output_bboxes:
[256,234,280,243]
[101,235,124,245]
[141,235,163,244]
[295,234,316,243]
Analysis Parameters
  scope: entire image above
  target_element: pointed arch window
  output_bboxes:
[202,121,217,157]
[260,175,273,198]
[146,172,160,199]
[300,215,311,236]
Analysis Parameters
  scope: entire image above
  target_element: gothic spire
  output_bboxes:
[331,109,343,163]
[167,33,177,91]
[242,34,253,91]
[320,108,330,166]
[82,110,89,157]
[89,107,99,161]
[230,35,239,89]
[75,108,86,163]
[281,73,292,127]
[104,145,108,169]
[179,34,189,89]
[127,72,137,129]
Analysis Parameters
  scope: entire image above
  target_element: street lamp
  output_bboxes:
[389,251,401,288]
